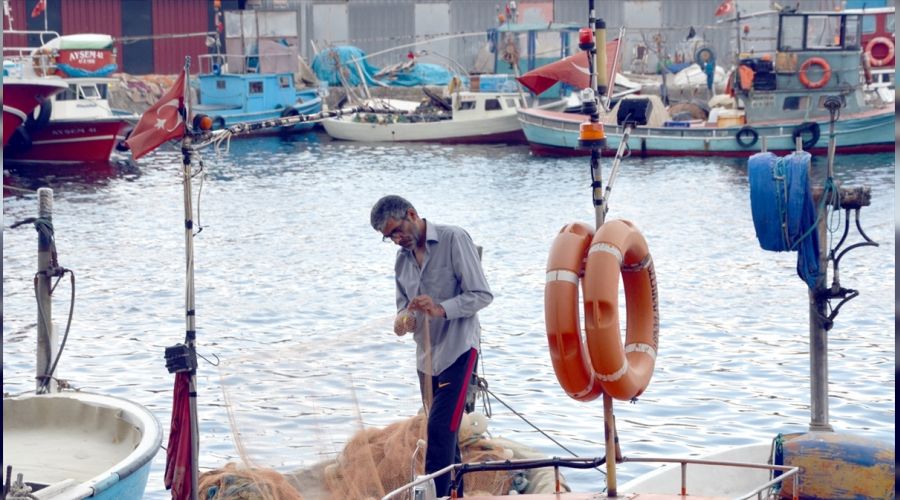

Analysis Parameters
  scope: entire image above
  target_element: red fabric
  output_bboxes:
[30,0,45,18]
[125,70,186,160]
[715,0,734,17]
[516,39,620,96]
[164,372,193,500]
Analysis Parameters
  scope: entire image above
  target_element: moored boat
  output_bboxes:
[1,65,67,147]
[3,32,135,166]
[519,8,895,157]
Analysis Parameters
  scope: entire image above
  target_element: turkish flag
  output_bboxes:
[164,372,193,500]
[125,70,186,160]
[30,0,45,18]
[715,0,734,17]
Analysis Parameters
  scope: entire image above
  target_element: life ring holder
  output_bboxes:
[798,57,831,89]
[582,219,659,401]
[735,126,759,148]
[792,121,820,150]
[865,36,894,67]
[544,222,605,402]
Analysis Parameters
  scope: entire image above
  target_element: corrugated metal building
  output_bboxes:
[3,0,851,75]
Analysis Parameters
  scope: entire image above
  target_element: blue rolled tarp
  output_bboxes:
[311,46,461,88]
[748,151,819,288]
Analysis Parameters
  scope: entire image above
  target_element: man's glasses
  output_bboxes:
[382,217,407,243]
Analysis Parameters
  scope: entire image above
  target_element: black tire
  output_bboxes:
[791,122,820,150]
[212,116,226,130]
[25,98,52,132]
[280,107,300,131]
[116,128,133,152]
[7,126,32,153]
[735,126,759,148]
[694,47,715,66]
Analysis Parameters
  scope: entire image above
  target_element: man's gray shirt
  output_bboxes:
[395,220,493,374]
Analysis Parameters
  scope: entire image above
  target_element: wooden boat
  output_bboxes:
[3,392,163,499]
[1,189,162,499]
[322,90,563,144]
[518,8,895,157]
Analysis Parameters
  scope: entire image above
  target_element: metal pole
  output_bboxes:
[35,187,58,394]
[603,393,618,497]
[180,56,201,500]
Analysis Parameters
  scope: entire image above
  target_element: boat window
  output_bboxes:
[887,14,895,33]
[459,100,476,110]
[57,85,78,101]
[96,83,108,99]
[844,16,860,49]
[249,81,264,94]
[80,85,100,99]
[217,80,226,89]
[779,16,805,50]
[805,15,841,49]
[862,14,877,34]
[783,96,808,111]
[485,98,502,111]
[278,75,291,88]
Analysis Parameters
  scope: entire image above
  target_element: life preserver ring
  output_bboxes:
[792,121,820,150]
[735,126,759,148]
[865,36,894,67]
[31,47,56,77]
[582,219,659,401]
[798,57,831,89]
[25,98,52,132]
[544,222,604,402]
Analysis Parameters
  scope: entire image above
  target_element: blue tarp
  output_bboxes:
[748,151,820,289]
[311,46,460,87]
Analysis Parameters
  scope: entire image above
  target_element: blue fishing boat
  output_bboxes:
[193,51,322,134]
[518,8,895,157]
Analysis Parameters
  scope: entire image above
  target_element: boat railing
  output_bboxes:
[380,455,800,500]
[3,30,63,77]
[197,52,295,76]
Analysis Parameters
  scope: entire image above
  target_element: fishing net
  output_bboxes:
[198,462,303,500]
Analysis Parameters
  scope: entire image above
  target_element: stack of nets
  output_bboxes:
[199,462,303,500]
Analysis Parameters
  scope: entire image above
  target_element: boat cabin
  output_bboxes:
[52,78,119,120]
[450,91,526,121]
[737,10,874,124]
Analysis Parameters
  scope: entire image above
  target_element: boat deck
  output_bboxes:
[466,493,727,499]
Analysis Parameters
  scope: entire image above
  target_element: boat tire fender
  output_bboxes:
[865,36,894,67]
[735,126,759,148]
[25,98,52,132]
[212,116,225,130]
[792,122,820,150]
[8,126,32,152]
[280,107,300,130]
[583,219,659,401]
[544,222,604,402]
[116,128,133,152]
[694,47,715,66]
[798,57,831,89]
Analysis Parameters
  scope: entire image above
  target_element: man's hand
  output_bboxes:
[409,295,446,318]
[393,310,416,336]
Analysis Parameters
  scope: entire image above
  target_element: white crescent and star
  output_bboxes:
[154,98,183,133]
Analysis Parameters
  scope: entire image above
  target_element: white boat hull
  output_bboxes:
[323,110,525,144]
[2,391,162,499]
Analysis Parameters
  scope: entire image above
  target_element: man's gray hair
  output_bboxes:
[370,195,415,231]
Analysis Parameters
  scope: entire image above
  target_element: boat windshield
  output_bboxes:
[778,13,861,51]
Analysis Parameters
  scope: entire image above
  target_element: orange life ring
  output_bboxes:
[798,57,831,89]
[582,219,659,401]
[865,36,894,67]
[544,222,604,402]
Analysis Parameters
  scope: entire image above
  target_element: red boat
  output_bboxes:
[2,76,67,147]
[4,32,135,167]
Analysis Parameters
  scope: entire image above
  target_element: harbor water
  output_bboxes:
[2,134,895,498]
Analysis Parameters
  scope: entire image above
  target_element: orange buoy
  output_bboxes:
[865,36,894,67]
[582,219,659,401]
[544,222,604,402]
[798,57,831,89]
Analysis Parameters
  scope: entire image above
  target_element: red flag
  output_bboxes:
[517,39,620,95]
[164,372,193,500]
[30,0,45,18]
[715,0,734,17]
[125,70,186,160]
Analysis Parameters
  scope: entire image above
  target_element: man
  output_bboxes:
[370,195,493,497]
